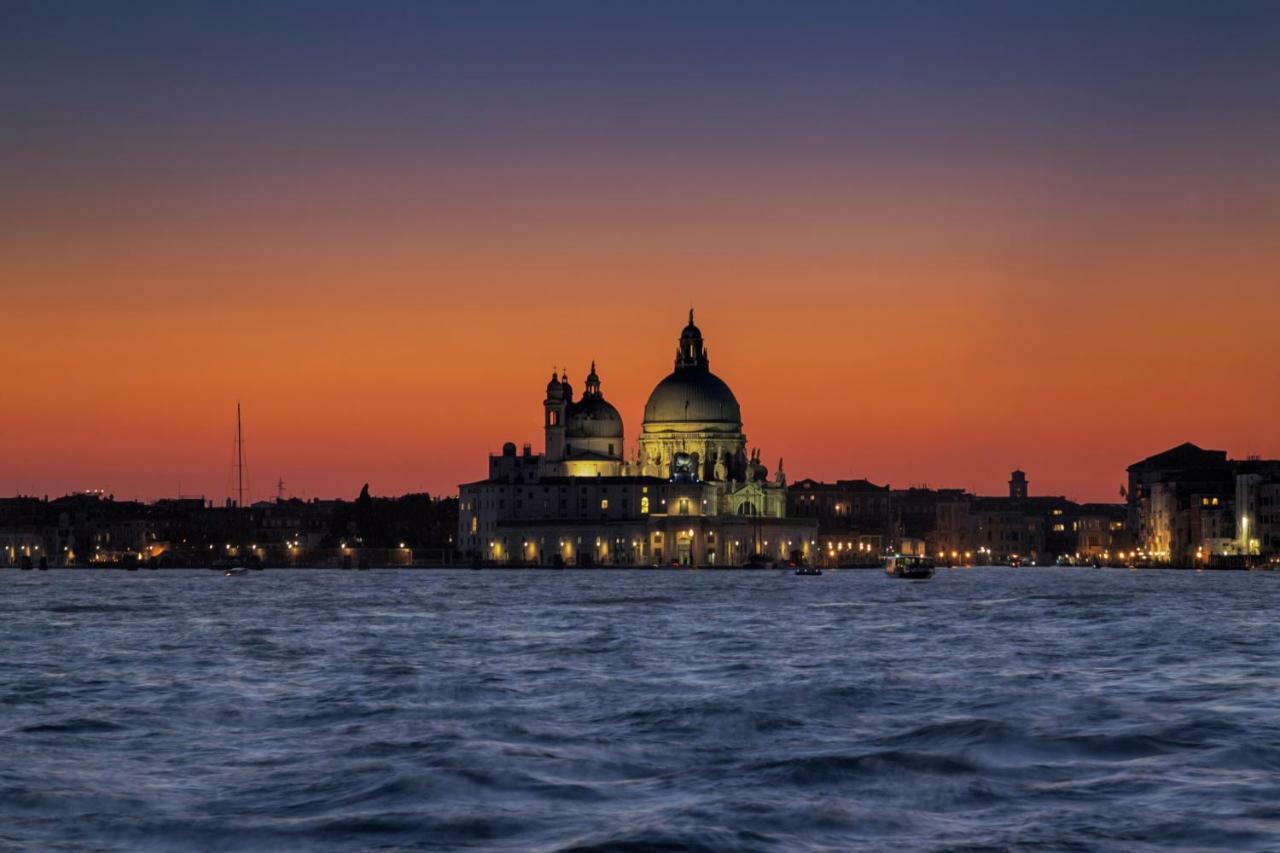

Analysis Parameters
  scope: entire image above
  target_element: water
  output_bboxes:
[2,568,1279,852]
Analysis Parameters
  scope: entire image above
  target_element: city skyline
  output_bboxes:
[3,307,1271,506]
[5,2,1280,503]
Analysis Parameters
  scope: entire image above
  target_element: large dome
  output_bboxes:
[643,310,742,428]
[643,370,741,425]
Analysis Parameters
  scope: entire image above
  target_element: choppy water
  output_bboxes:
[2,568,1279,852]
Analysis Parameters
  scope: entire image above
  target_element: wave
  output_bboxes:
[18,718,126,734]
[571,596,681,606]
[754,749,984,784]
[45,604,145,614]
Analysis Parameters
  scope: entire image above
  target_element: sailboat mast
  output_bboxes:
[236,403,244,509]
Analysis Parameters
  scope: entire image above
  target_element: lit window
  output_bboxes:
[600,499,608,510]
[641,497,650,514]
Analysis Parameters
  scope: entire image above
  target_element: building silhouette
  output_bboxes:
[458,312,817,566]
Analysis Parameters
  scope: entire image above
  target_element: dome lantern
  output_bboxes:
[675,308,709,370]
[584,360,602,399]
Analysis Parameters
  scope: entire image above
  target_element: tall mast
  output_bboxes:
[236,403,244,509]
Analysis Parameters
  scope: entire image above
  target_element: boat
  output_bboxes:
[794,565,823,576]
[224,565,251,577]
[885,555,936,580]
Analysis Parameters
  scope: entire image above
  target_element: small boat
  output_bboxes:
[885,555,936,580]
[224,565,251,577]
[794,565,823,576]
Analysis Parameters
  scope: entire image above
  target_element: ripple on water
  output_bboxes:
[1,567,1279,851]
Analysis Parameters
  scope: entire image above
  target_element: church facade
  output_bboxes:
[458,312,817,566]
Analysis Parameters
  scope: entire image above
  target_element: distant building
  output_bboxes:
[890,487,968,542]
[1127,442,1235,563]
[788,478,893,564]
[458,313,817,566]
[0,490,456,566]
[1071,504,1131,561]
[1234,459,1280,558]
[923,471,1127,565]
[1125,442,1280,565]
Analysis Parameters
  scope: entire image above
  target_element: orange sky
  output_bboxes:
[4,4,1279,503]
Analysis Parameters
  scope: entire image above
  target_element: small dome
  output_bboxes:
[545,369,564,399]
[566,397,624,439]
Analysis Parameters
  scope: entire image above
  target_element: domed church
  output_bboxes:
[459,312,817,567]
[544,362,626,477]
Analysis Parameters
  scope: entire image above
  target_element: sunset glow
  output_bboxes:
[4,2,1278,502]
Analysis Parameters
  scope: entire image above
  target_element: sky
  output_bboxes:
[3,0,1279,503]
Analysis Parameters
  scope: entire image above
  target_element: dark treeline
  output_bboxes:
[326,486,458,548]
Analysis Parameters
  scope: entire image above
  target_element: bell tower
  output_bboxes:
[544,369,568,462]
[1009,469,1028,501]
